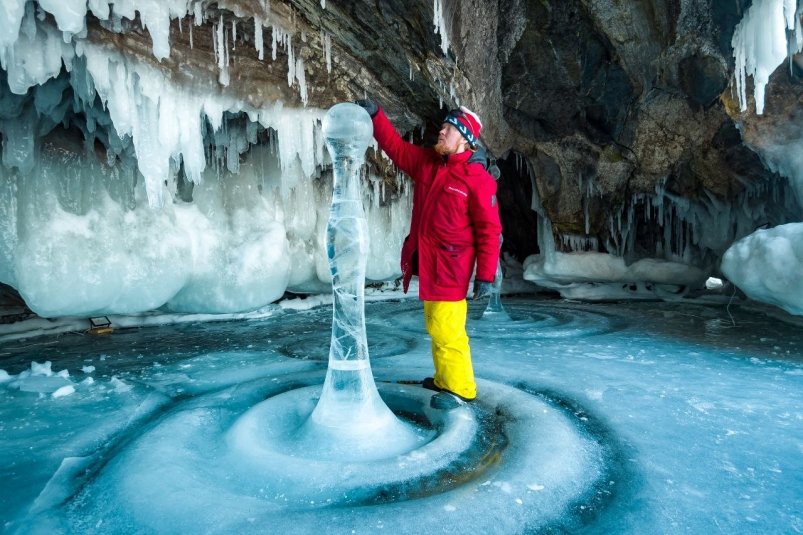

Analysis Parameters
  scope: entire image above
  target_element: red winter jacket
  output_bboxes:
[372,108,502,301]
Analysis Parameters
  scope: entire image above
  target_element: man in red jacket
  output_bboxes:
[357,99,502,406]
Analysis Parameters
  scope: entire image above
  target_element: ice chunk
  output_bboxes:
[9,361,73,393]
[721,222,803,315]
[52,385,76,398]
[110,376,133,393]
[523,250,707,299]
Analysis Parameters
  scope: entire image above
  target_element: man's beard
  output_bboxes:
[434,140,456,156]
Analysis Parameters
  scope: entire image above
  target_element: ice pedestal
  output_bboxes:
[298,103,420,459]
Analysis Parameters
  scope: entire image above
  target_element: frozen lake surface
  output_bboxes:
[1,297,802,533]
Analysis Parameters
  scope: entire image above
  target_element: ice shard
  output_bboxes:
[299,103,419,459]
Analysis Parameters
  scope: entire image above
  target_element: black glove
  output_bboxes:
[355,99,379,118]
[473,280,493,299]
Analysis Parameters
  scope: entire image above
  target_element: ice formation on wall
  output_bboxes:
[433,0,450,55]
[723,0,803,314]
[518,151,799,301]
[732,0,803,115]
[1,1,314,207]
[0,1,412,317]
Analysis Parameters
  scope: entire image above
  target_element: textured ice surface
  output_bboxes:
[1,298,802,533]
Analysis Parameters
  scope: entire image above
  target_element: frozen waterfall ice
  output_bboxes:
[732,0,803,115]
[297,103,421,460]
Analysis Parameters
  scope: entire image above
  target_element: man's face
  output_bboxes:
[434,123,468,156]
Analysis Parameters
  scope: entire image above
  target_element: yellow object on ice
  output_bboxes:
[423,299,476,400]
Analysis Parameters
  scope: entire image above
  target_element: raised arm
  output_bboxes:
[370,107,431,180]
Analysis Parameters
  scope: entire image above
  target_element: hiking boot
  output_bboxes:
[422,377,442,392]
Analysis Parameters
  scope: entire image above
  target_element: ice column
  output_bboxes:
[483,236,510,320]
[306,103,409,444]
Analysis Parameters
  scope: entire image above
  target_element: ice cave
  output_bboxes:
[1,0,803,533]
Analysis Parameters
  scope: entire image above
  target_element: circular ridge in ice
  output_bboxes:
[58,377,611,533]
[230,385,433,462]
[377,299,623,338]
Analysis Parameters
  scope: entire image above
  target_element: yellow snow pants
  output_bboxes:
[423,300,476,400]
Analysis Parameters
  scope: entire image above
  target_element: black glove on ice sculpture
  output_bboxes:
[354,99,379,118]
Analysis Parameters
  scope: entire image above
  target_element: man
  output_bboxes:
[357,99,502,407]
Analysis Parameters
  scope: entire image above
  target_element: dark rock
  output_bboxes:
[678,54,729,110]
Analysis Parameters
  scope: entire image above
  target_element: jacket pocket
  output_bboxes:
[435,244,473,288]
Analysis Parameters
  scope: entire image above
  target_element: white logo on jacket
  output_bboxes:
[446,186,468,197]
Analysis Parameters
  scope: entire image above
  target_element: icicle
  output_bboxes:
[38,0,87,35]
[255,17,264,60]
[272,25,279,61]
[731,0,803,114]
[189,20,193,48]
[193,2,203,25]
[232,20,236,50]
[321,0,326,8]
[296,57,307,106]
[286,33,295,87]
[321,31,332,73]
[216,16,229,86]
[212,22,218,67]
[432,0,449,55]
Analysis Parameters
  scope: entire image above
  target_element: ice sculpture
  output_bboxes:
[298,103,419,458]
